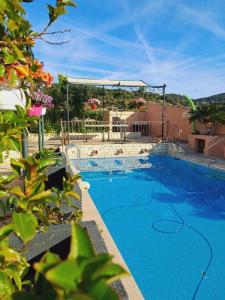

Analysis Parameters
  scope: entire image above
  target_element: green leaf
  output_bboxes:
[4,265,22,290]
[92,262,127,283]
[38,159,56,171]
[10,186,26,198]
[47,4,57,24]
[0,152,3,163]
[0,65,5,77]
[89,279,119,300]
[5,54,16,65]
[12,212,38,243]
[11,44,24,60]
[0,270,15,298]
[34,252,61,274]
[3,111,16,122]
[0,190,9,197]
[66,294,92,300]
[0,247,21,263]
[54,6,67,18]
[59,0,77,7]
[0,224,14,242]
[15,105,26,118]
[45,260,80,290]
[0,0,6,11]
[10,137,21,152]
[9,69,18,86]
[29,190,52,202]
[10,159,25,174]
[81,254,111,280]
[65,191,80,200]
[68,222,94,261]
[7,19,18,32]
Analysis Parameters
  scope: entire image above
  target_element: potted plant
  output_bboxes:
[28,89,54,117]
[188,103,225,134]
[86,98,101,110]
[135,97,146,110]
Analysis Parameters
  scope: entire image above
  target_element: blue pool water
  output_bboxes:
[80,155,225,300]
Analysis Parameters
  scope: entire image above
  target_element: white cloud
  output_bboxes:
[30,0,225,98]
[178,4,225,40]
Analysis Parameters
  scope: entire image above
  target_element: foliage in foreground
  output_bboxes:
[0,105,37,162]
[0,1,127,299]
[1,222,127,300]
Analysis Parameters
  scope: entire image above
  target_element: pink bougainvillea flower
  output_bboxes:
[31,90,54,109]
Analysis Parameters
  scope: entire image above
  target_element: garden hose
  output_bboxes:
[99,155,214,300]
[101,171,156,217]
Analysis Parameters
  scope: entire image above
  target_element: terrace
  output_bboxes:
[1,1,225,299]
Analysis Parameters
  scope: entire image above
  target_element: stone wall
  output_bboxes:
[67,142,184,160]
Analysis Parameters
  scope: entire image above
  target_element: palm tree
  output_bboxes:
[188,103,225,124]
[188,103,225,134]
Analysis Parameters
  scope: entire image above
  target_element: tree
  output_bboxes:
[188,103,225,125]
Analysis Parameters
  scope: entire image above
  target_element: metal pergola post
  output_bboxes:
[38,119,42,151]
[41,115,45,149]
[22,129,28,158]
[66,82,70,143]
[162,84,166,140]
[102,85,105,142]
[150,84,167,141]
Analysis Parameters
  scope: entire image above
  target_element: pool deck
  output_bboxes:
[174,152,225,171]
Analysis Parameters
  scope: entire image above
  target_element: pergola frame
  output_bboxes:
[65,77,166,138]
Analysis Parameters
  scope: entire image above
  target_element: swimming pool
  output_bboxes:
[80,155,225,300]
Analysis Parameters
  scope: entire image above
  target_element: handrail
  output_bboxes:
[65,144,81,170]
[61,120,182,142]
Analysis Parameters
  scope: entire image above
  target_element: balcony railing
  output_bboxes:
[61,120,181,143]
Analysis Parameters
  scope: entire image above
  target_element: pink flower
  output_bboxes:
[135,97,146,104]
[31,89,54,109]
[86,98,101,105]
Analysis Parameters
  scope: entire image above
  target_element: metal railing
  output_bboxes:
[65,143,81,169]
[61,120,181,143]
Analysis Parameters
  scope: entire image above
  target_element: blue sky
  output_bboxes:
[24,0,225,98]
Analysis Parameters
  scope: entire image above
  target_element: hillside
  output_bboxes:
[165,93,225,105]
[195,93,225,103]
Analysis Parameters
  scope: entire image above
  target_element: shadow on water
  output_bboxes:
[186,191,225,220]
[154,190,225,221]
[188,209,225,221]
[154,192,186,204]
[134,156,225,222]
